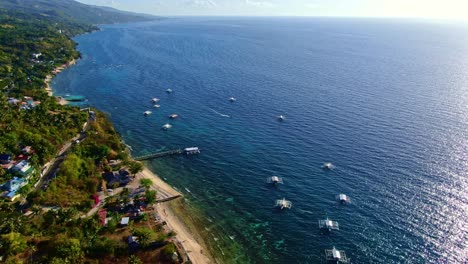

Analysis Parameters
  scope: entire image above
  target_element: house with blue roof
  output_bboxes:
[1,177,27,201]
[11,160,34,178]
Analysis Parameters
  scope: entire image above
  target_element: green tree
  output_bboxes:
[162,243,177,259]
[128,254,142,264]
[139,178,152,189]
[145,189,157,204]
[129,161,143,175]
[0,232,28,256]
[133,227,155,248]
[89,237,116,257]
[51,236,84,263]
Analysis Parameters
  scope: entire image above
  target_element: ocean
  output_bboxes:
[52,17,468,263]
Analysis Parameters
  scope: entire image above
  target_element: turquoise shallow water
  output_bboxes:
[53,18,468,263]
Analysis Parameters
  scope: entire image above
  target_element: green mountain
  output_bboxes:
[0,0,157,24]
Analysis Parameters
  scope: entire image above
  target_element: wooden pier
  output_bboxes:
[134,149,183,161]
[133,147,200,161]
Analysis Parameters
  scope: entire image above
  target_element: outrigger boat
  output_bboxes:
[275,198,292,210]
[162,123,172,130]
[336,194,350,204]
[318,218,339,232]
[267,176,283,184]
[322,162,334,170]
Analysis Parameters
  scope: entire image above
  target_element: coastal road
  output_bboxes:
[35,128,88,191]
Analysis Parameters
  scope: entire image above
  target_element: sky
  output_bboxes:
[76,0,468,20]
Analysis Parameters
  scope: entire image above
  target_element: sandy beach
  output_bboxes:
[44,59,76,104]
[133,168,213,264]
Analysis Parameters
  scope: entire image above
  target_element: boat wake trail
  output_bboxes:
[209,108,231,118]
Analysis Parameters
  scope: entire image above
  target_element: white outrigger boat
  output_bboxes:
[275,198,292,210]
[143,110,152,116]
[166,88,173,93]
[267,176,283,184]
[277,115,285,121]
[162,123,172,130]
[229,97,236,102]
[336,194,350,204]
[322,162,334,170]
[318,217,339,232]
[151,97,160,103]
[153,104,161,108]
[324,247,349,263]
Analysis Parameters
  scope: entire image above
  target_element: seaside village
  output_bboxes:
[0,95,191,263]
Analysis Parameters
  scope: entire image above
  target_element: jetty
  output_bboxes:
[134,147,200,161]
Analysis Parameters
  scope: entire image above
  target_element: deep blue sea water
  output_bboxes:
[52,17,468,263]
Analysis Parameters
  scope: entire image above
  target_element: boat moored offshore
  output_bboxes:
[336,194,350,204]
[318,218,339,232]
[322,162,334,170]
[275,198,292,210]
[267,176,283,184]
[324,247,349,263]
[162,123,172,130]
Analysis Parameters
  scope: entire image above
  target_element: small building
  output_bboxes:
[103,169,131,187]
[22,146,33,154]
[7,98,20,105]
[11,160,34,178]
[0,154,11,165]
[120,217,130,227]
[97,209,107,226]
[32,52,42,59]
[2,177,27,192]
[1,177,27,201]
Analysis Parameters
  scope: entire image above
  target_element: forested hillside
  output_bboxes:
[0,0,156,24]
[0,4,175,263]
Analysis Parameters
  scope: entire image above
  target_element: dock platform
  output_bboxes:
[134,147,200,161]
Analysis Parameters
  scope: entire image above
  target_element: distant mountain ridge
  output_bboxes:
[0,0,157,24]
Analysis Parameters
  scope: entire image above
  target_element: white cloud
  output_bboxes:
[244,0,276,8]
[184,0,218,7]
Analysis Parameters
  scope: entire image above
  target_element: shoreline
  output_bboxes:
[133,168,215,263]
[46,41,217,264]
[44,59,76,105]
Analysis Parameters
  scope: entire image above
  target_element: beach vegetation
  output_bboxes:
[139,178,153,189]
[145,189,157,204]
[128,161,144,175]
